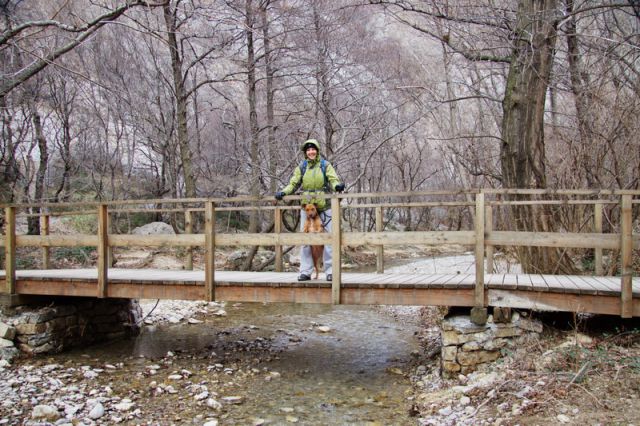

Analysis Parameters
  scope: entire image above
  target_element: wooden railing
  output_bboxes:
[1,189,638,316]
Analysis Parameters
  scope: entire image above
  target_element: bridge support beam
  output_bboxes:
[473,193,486,324]
[204,201,216,302]
[331,197,342,304]
[621,194,633,318]
[97,204,109,298]
[4,206,16,295]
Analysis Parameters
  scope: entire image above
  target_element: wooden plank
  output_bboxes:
[487,231,619,250]
[40,214,50,269]
[487,289,640,316]
[500,274,519,290]
[474,193,485,307]
[376,206,384,273]
[4,207,16,294]
[331,197,342,304]
[185,210,193,270]
[109,234,204,247]
[17,234,99,247]
[573,276,618,296]
[343,231,474,246]
[552,275,584,294]
[216,233,329,246]
[274,207,283,272]
[485,205,494,274]
[485,274,506,287]
[621,194,633,317]
[96,204,108,298]
[528,274,550,292]
[594,203,603,276]
[538,274,575,294]
[204,201,215,302]
[107,212,114,267]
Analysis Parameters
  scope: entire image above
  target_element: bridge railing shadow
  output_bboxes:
[1,189,638,316]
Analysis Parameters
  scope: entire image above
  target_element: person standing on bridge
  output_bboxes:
[275,139,345,281]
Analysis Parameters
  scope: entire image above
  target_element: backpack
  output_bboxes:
[299,158,329,191]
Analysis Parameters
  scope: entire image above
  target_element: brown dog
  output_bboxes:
[303,203,324,279]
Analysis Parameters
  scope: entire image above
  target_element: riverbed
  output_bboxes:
[0,300,426,425]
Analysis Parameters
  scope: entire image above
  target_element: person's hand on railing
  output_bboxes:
[275,191,286,200]
[335,183,345,193]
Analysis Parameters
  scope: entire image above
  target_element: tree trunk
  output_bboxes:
[312,2,334,155]
[500,0,574,274]
[565,0,597,187]
[164,3,196,198]
[262,2,277,193]
[242,0,261,271]
[29,102,48,235]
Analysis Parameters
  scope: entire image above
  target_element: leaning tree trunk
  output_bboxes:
[500,0,574,274]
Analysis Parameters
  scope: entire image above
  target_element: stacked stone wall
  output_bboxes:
[0,298,142,361]
[441,310,542,377]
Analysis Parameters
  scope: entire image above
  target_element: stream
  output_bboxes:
[3,301,425,425]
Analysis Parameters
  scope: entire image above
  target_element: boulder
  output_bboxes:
[131,222,175,235]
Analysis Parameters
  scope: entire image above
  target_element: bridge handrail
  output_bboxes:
[3,188,640,210]
[1,190,637,317]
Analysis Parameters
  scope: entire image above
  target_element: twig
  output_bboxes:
[460,379,513,420]
[567,361,591,386]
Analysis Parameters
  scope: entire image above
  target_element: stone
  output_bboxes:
[0,339,14,348]
[222,396,244,404]
[0,323,16,340]
[457,350,501,366]
[492,307,512,323]
[494,325,521,338]
[442,361,461,373]
[207,398,222,410]
[462,341,481,351]
[517,318,543,333]
[15,322,47,335]
[131,222,175,235]
[442,346,457,361]
[470,307,488,325]
[31,405,60,421]
[89,403,105,419]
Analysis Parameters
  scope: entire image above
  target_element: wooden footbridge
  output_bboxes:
[1,189,639,319]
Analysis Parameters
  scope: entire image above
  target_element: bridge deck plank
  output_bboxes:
[1,269,639,297]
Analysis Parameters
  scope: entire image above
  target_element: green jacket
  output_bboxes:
[280,140,341,211]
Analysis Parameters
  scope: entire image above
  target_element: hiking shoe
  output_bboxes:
[326,274,332,281]
[298,274,311,281]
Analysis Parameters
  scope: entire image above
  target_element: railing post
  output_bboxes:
[331,196,342,304]
[40,213,50,269]
[107,213,115,267]
[376,206,384,274]
[485,204,494,274]
[185,210,193,270]
[4,207,16,294]
[274,207,283,272]
[471,192,487,325]
[594,202,603,276]
[97,204,108,298]
[620,195,633,318]
[204,201,216,302]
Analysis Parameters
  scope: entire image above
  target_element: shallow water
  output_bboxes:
[50,302,421,425]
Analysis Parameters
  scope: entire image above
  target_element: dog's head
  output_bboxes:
[303,203,319,218]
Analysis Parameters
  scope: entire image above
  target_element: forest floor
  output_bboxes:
[4,243,640,425]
